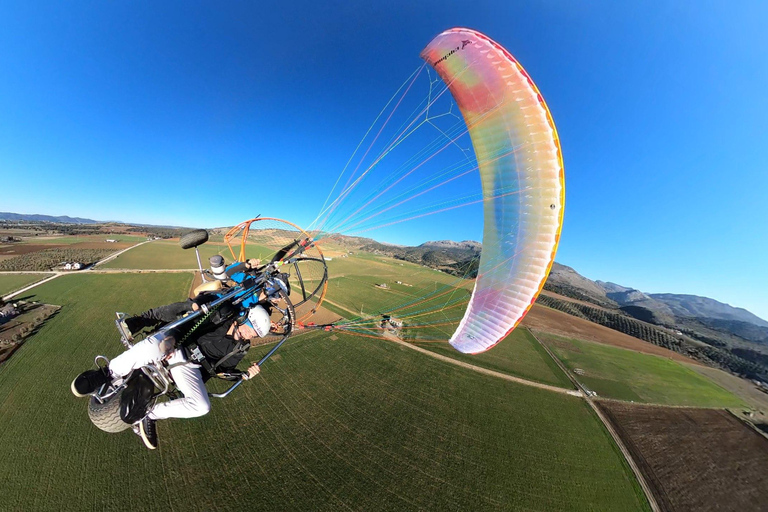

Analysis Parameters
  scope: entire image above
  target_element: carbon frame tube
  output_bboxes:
[209,331,292,399]
[209,379,243,398]
[157,282,261,335]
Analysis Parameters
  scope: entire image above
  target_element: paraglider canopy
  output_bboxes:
[420,28,564,354]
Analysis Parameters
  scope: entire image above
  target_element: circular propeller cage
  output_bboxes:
[222,217,328,324]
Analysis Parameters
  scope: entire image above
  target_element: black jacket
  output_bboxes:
[194,323,249,373]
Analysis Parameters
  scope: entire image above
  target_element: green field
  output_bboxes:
[323,254,572,388]
[0,273,649,511]
[325,274,464,316]
[324,253,472,322]
[326,252,468,289]
[100,240,277,269]
[21,234,148,245]
[100,240,230,269]
[540,333,747,407]
[412,327,574,389]
[0,273,53,296]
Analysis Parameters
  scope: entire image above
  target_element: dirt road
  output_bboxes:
[92,240,151,267]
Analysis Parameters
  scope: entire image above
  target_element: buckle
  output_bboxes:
[189,346,205,364]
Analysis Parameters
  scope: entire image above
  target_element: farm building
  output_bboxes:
[380,315,403,331]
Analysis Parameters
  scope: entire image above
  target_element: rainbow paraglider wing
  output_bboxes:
[420,28,565,354]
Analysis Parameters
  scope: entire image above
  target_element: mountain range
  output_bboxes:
[0,212,185,229]
[328,233,767,330]
[544,261,768,378]
[544,262,766,328]
[5,213,765,347]
[0,212,101,224]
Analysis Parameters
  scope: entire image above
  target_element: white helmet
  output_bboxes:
[242,305,270,337]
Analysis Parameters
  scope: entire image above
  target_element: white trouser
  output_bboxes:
[108,335,211,421]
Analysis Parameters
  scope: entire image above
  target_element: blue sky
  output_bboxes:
[1,1,766,320]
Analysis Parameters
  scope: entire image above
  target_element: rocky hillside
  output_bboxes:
[329,232,768,329]
[324,232,768,374]
[543,265,768,378]
[345,237,482,277]
[542,264,617,307]
[649,294,768,328]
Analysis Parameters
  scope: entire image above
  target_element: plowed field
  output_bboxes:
[596,401,768,512]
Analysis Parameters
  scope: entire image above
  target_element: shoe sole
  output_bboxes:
[139,421,157,450]
[115,313,134,342]
[70,377,89,398]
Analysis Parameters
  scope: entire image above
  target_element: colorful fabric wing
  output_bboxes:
[420,28,565,354]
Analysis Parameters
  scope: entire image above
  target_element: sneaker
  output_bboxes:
[71,368,111,397]
[139,417,158,450]
[115,312,134,341]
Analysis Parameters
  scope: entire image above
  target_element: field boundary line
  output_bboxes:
[589,401,661,512]
[386,335,583,396]
[725,408,768,441]
[92,240,151,267]
[88,269,199,273]
[1,273,62,301]
[529,329,661,512]
[1,268,197,301]
[324,298,583,396]
[0,271,57,274]
[322,297,367,319]
[595,396,729,410]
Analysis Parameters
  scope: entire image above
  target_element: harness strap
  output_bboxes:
[212,342,250,371]
[165,360,194,371]
[185,345,218,377]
